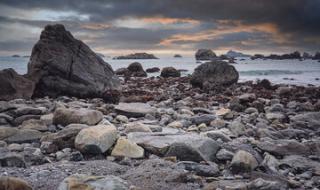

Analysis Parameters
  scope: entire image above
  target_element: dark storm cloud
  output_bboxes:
[0,0,319,54]
[1,0,319,33]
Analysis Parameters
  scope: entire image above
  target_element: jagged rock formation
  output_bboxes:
[27,24,120,99]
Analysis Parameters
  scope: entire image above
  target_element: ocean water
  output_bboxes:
[0,56,319,86]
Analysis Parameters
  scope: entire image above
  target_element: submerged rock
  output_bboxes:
[0,69,35,101]
[190,61,239,90]
[27,24,120,99]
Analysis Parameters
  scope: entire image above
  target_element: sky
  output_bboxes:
[0,0,319,57]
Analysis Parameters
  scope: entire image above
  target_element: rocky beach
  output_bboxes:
[0,24,320,190]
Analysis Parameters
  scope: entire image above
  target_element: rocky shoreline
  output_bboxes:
[0,24,320,190]
[0,76,320,189]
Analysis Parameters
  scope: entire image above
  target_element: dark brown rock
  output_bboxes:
[27,24,120,99]
[127,62,147,77]
[190,61,238,90]
[0,69,35,101]
[160,67,181,78]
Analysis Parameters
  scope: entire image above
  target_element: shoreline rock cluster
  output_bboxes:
[0,75,319,189]
[0,24,320,190]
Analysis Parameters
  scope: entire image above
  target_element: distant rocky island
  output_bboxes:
[113,53,158,60]
[251,51,320,60]
[11,54,20,57]
[174,54,182,58]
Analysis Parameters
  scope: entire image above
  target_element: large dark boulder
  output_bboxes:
[190,61,239,89]
[0,69,35,101]
[160,67,181,78]
[195,49,217,60]
[27,24,120,99]
[127,62,147,77]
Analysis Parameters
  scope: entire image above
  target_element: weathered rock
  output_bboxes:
[14,107,43,117]
[290,112,320,131]
[230,150,258,173]
[40,124,88,150]
[0,176,32,190]
[53,108,103,126]
[238,93,256,103]
[0,101,15,113]
[228,120,246,137]
[0,69,35,101]
[0,127,18,140]
[160,67,181,78]
[115,103,156,118]
[215,108,231,117]
[261,153,280,173]
[124,122,152,133]
[75,124,118,154]
[176,161,220,177]
[127,62,147,77]
[146,67,160,73]
[128,132,220,162]
[115,115,129,123]
[257,139,310,156]
[202,129,232,142]
[247,178,287,190]
[13,115,41,126]
[27,24,120,99]
[111,138,144,158]
[190,114,216,125]
[216,148,234,161]
[190,61,239,89]
[19,119,48,132]
[266,112,286,122]
[279,155,320,175]
[5,129,43,144]
[167,121,184,128]
[57,174,129,190]
[0,152,26,168]
[195,49,217,60]
[203,180,247,190]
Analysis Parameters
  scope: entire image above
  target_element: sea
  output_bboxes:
[1,56,320,86]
